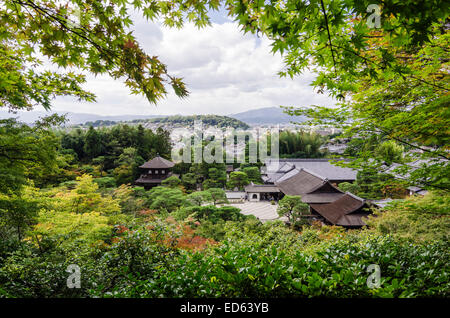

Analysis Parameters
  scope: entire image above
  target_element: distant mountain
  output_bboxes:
[0,106,306,126]
[0,110,162,125]
[229,106,307,125]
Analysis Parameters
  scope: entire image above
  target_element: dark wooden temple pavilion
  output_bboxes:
[309,193,372,228]
[134,155,175,189]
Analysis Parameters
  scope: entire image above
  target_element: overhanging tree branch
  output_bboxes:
[320,0,337,76]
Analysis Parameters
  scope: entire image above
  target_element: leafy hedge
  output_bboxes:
[82,227,449,298]
[1,225,448,298]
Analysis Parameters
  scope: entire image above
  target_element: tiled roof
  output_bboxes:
[244,184,280,193]
[262,172,286,183]
[310,193,370,226]
[301,192,345,203]
[225,191,246,199]
[275,168,325,195]
[266,158,357,181]
[135,178,166,184]
[139,156,175,169]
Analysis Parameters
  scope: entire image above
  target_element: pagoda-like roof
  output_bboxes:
[310,193,369,227]
[275,168,326,195]
[139,156,175,169]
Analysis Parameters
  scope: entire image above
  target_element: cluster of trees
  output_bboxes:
[338,168,410,200]
[0,172,448,297]
[277,195,310,228]
[136,115,250,129]
[280,2,449,191]
[58,124,171,186]
[173,156,263,192]
[279,130,327,158]
[82,120,118,127]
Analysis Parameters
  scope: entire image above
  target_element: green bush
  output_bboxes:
[367,191,450,242]
[89,233,448,298]
[180,205,251,223]
[94,177,117,188]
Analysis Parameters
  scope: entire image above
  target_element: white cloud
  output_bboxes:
[47,18,334,116]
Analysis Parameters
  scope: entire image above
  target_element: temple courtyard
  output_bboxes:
[224,201,287,222]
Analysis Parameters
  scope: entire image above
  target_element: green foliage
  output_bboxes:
[87,232,449,298]
[55,174,121,215]
[60,124,170,171]
[242,167,262,183]
[207,168,227,187]
[57,124,172,186]
[180,205,248,223]
[0,40,94,111]
[0,118,59,193]
[375,141,404,166]
[112,185,147,217]
[181,172,198,191]
[279,130,326,158]
[227,171,250,190]
[83,126,102,160]
[202,179,221,190]
[186,191,213,206]
[338,182,361,194]
[233,0,449,96]
[204,188,228,205]
[1,0,189,112]
[367,191,450,242]
[143,115,249,129]
[94,177,117,189]
[147,186,187,213]
[354,167,408,200]
[113,147,142,185]
[1,198,449,298]
[0,188,41,241]
[0,0,449,299]
[285,27,449,190]
[277,195,310,227]
[0,242,89,297]
[33,209,111,246]
[161,176,182,188]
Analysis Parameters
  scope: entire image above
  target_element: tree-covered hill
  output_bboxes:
[136,115,250,130]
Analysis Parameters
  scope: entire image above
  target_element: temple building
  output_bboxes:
[263,158,357,185]
[274,168,345,204]
[134,155,175,189]
[245,183,281,202]
[239,158,373,228]
[309,193,371,228]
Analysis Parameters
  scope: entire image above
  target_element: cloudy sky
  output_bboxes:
[39,8,335,116]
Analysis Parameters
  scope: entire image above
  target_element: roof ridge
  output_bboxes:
[301,167,327,181]
[140,155,175,169]
[305,179,328,194]
[345,191,365,202]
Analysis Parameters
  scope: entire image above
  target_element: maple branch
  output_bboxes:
[320,0,337,76]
